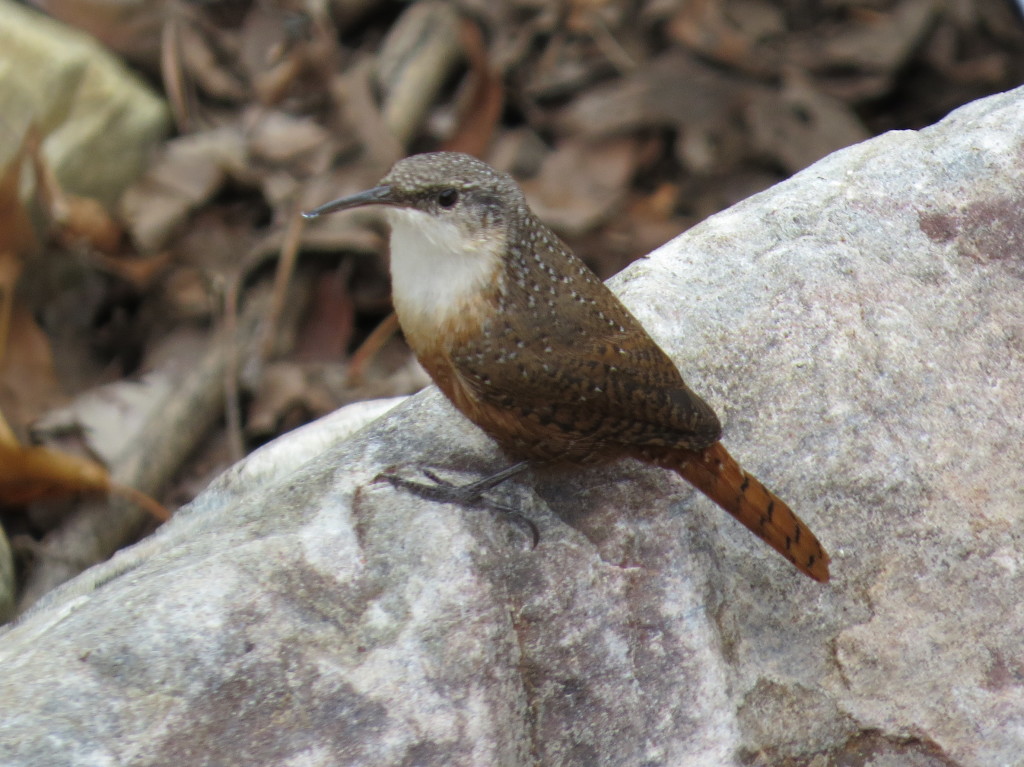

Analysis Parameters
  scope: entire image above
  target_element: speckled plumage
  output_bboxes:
[307,152,829,581]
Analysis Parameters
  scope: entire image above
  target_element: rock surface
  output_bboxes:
[3,87,1024,766]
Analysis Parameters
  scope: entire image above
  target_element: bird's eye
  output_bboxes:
[437,189,459,208]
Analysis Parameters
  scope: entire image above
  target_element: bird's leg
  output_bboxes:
[375,461,538,546]
[433,460,532,500]
[377,460,531,503]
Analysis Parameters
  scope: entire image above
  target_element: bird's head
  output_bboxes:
[305,153,527,325]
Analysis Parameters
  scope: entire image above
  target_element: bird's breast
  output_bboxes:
[386,208,505,341]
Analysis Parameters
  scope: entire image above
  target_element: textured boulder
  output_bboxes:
[3,87,1024,766]
[0,0,168,206]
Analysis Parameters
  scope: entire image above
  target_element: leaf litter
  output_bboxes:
[4,0,1023,613]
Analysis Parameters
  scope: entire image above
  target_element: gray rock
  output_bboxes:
[0,0,169,207]
[3,86,1024,766]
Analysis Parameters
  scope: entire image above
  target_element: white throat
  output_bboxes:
[385,207,503,327]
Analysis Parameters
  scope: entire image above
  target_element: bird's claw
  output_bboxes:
[374,468,480,505]
[373,467,540,549]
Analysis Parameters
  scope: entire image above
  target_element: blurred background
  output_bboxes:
[1,0,1022,615]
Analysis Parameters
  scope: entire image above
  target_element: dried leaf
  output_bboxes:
[177,17,248,104]
[520,137,639,237]
[246,355,429,439]
[119,128,247,252]
[246,110,336,175]
[0,424,169,521]
[28,129,124,254]
[30,0,166,66]
[0,409,109,506]
[0,141,37,258]
[821,0,939,74]
[293,264,356,362]
[443,18,505,157]
[0,303,64,441]
[0,250,20,368]
[746,75,871,174]
[667,0,755,69]
[375,1,463,145]
[57,196,124,253]
[246,361,328,437]
[554,50,756,140]
[92,250,174,291]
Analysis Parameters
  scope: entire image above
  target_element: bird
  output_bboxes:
[304,152,829,582]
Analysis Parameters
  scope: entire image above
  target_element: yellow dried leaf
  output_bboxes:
[0,410,169,521]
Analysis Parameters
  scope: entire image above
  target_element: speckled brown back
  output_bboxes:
[437,201,723,463]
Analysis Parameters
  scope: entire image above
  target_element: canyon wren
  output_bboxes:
[305,152,829,582]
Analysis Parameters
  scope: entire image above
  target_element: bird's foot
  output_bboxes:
[374,464,539,548]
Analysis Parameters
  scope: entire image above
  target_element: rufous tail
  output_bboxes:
[649,442,830,581]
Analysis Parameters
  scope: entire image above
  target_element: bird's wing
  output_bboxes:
[447,279,722,454]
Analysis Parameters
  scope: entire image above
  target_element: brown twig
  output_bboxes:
[161,14,193,134]
[346,312,400,384]
[261,202,307,360]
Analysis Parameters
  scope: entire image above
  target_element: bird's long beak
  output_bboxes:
[302,185,395,219]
